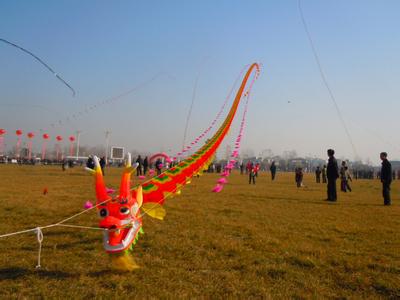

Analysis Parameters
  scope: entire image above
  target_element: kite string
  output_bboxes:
[0,38,76,96]
[0,197,111,240]
[35,227,43,269]
[144,67,260,206]
[0,196,112,268]
[297,0,358,158]
[174,64,249,161]
[182,58,209,150]
[50,72,167,129]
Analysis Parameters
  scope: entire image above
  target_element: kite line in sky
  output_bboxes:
[297,1,358,158]
[0,38,76,96]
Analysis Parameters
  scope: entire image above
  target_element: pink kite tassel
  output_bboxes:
[212,184,223,193]
[217,178,227,184]
[106,187,115,194]
[84,201,94,209]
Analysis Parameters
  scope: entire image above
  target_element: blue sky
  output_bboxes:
[1,0,399,164]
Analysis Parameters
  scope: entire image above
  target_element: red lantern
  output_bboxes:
[55,135,63,160]
[0,129,5,155]
[42,133,50,160]
[68,136,76,156]
[26,132,35,159]
[15,129,23,158]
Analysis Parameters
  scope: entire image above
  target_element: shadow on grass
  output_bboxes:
[36,269,78,279]
[0,267,29,280]
[0,267,77,280]
[55,238,99,250]
[87,269,137,277]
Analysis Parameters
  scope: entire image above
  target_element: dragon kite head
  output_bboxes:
[87,153,143,253]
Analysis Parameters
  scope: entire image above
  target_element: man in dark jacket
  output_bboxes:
[322,165,327,183]
[143,156,149,175]
[315,166,322,183]
[99,156,106,175]
[380,152,392,205]
[326,149,339,201]
[136,155,143,176]
[270,161,277,181]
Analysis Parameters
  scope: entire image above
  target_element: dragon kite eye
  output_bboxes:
[99,208,109,218]
[120,207,130,215]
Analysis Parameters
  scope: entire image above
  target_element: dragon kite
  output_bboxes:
[87,63,260,270]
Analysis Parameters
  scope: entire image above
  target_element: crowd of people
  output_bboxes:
[82,149,396,206]
[241,149,396,206]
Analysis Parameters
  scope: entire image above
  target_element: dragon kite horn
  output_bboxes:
[119,153,138,199]
[89,155,109,203]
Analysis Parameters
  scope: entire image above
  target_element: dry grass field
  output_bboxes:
[0,164,399,299]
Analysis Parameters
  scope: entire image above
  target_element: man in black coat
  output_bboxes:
[315,166,322,183]
[270,161,277,181]
[380,152,392,205]
[136,155,143,176]
[326,149,339,201]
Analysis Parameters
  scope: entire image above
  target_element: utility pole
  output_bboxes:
[105,130,111,164]
[75,130,81,160]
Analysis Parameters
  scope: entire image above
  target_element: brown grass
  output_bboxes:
[0,165,399,298]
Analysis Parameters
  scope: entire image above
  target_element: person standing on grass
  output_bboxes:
[270,161,277,181]
[248,162,256,184]
[380,152,392,206]
[344,166,352,192]
[99,156,106,175]
[254,162,260,177]
[340,161,347,192]
[295,167,304,187]
[240,162,244,174]
[315,166,322,183]
[143,156,149,175]
[136,155,143,176]
[322,165,327,183]
[155,158,163,176]
[246,161,252,175]
[327,149,339,201]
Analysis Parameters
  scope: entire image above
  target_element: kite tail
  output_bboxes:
[109,227,144,271]
[110,252,140,271]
